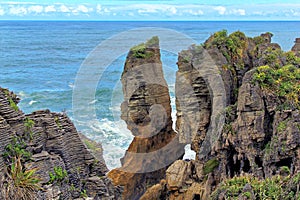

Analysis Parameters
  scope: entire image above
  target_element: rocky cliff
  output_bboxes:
[108,36,185,200]
[139,31,300,199]
[0,88,121,200]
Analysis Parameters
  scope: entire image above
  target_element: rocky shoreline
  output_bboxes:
[0,31,299,199]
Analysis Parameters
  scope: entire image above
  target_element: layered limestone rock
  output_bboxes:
[0,88,121,200]
[292,38,300,56]
[141,31,300,199]
[108,37,185,200]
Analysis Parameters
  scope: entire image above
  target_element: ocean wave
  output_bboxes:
[29,100,37,105]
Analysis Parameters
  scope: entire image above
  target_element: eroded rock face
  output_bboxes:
[141,32,300,199]
[292,38,300,56]
[0,88,121,200]
[108,37,185,200]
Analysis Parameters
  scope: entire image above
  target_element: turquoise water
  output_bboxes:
[1,21,300,168]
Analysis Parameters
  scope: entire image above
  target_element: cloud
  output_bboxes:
[0,2,300,20]
[59,5,70,13]
[75,5,90,13]
[96,4,102,13]
[0,6,5,16]
[9,6,27,16]
[135,4,178,16]
[137,5,159,14]
[186,9,204,16]
[44,5,56,13]
[214,6,226,15]
[28,5,43,13]
[231,8,246,16]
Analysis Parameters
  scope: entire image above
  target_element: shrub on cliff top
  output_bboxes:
[204,30,247,69]
[130,36,158,58]
[253,64,300,110]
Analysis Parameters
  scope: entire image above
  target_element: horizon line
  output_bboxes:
[1,19,300,22]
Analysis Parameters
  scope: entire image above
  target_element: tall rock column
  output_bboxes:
[108,37,184,200]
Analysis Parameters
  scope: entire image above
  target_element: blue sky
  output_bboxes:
[0,0,300,20]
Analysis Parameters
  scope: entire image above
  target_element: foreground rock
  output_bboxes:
[0,88,121,200]
[108,37,185,200]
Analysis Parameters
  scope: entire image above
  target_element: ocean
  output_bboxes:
[1,21,300,169]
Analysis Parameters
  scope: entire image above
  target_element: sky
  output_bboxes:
[0,0,300,20]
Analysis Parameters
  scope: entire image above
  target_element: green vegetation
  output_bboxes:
[211,172,300,200]
[203,158,219,175]
[3,156,41,200]
[24,117,35,140]
[182,54,191,63]
[130,36,158,58]
[80,189,88,198]
[204,30,247,69]
[261,47,283,67]
[54,116,62,129]
[2,130,40,199]
[145,36,159,46]
[8,156,41,190]
[3,89,19,111]
[277,120,288,133]
[285,51,300,66]
[253,35,265,45]
[280,166,290,174]
[253,64,300,110]
[48,166,68,184]
[84,139,101,152]
[3,137,31,163]
[8,97,19,111]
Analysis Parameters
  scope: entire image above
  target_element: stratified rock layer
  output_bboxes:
[292,38,300,56]
[0,88,121,200]
[140,31,300,199]
[108,37,184,200]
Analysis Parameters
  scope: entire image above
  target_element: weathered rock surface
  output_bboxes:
[292,38,300,56]
[141,31,300,199]
[0,88,121,200]
[108,37,185,200]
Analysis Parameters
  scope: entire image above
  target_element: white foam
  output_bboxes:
[29,100,37,105]
[68,82,74,89]
[183,144,196,160]
[88,99,97,105]
[18,91,27,98]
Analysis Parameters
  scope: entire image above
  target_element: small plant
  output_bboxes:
[80,189,88,198]
[277,120,287,133]
[54,116,62,129]
[24,117,35,140]
[2,156,41,200]
[8,97,19,111]
[9,156,41,189]
[145,36,159,46]
[280,166,290,174]
[182,55,191,63]
[130,36,158,59]
[243,191,252,198]
[3,137,31,162]
[203,158,219,175]
[84,139,100,152]
[48,166,68,184]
